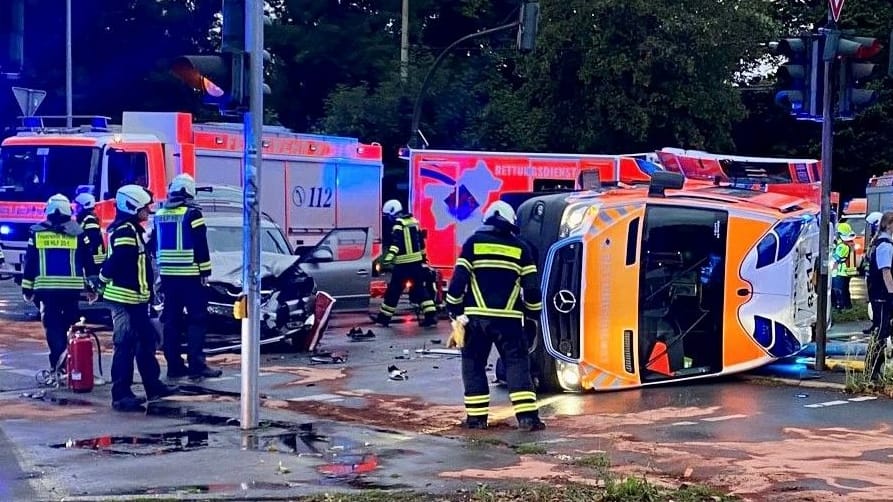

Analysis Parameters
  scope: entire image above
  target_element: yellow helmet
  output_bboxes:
[836,222,856,241]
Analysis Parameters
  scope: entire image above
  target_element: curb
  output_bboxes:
[740,374,847,391]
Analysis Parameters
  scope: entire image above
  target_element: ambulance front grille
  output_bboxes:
[544,240,582,360]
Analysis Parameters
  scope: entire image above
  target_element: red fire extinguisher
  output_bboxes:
[66,317,102,393]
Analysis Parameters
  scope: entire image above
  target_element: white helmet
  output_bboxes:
[74,192,96,211]
[116,184,153,215]
[483,201,516,225]
[382,199,403,217]
[867,212,883,225]
[169,173,196,199]
[46,194,73,218]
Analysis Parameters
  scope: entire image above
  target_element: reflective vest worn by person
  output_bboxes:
[833,222,858,277]
[153,184,211,279]
[75,192,106,267]
[99,196,154,305]
[22,194,96,293]
[383,211,425,266]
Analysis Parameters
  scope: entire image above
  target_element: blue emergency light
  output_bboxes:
[90,117,110,130]
[0,224,12,236]
[22,116,42,128]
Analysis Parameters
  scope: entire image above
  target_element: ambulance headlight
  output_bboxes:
[556,360,583,392]
[559,205,595,238]
[0,225,11,236]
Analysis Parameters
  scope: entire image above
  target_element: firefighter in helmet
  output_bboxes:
[100,185,178,412]
[832,221,858,310]
[373,199,438,327]
[445,201,545,431]
[21,194,98,376]
[154,173,221,380]
[74,192,106,268]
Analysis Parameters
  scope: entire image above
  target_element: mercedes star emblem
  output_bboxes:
[553,289,577,314]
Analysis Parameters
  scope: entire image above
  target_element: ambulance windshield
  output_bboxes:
[0,145,99,202]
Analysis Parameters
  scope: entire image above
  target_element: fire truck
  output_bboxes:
[401,147,661,282]
[0,112,384,275]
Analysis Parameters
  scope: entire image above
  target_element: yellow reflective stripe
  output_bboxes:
[98,273,110,283]
[38,249,46,278]
[114,238,137,246]
[456,258,472,271]
[403,225,412,257]
[471,259,522,273]
[469,278,487,309]
[466,408,489,416]
[392,225,404,232]
[509,391,537,402]
[93,255,105,265]
[198,261,212,272]
[473,243,521,259]
[388,245,399,254]
[380,303,396,314]
[513,403,539,414]
[159,266,200,276]
[190,218,205,229]
[34,277,84,289]
[446,294,463,305]
[103,285,149,304]
[464,395,489,404]
[505,283,520,311]
[394,252,423,264]
[21,279,34,288]
[83,223,100,230]
[137,252,148,298]
[524,301,543,311]
[464,307,523,319]
[521,265,537,276]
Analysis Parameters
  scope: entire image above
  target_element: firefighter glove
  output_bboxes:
[447,319,466,349]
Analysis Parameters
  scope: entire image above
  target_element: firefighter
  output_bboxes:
[373,199,437,327]
[865,211,893,381]
[445,201,545,432]
[832,222,858,310]
[74,193,106,268]
[21,194,98,375]
[154,173,221,380]
[99,184,178,412]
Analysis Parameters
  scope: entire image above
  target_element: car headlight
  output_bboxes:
[556,360,583,392]
[559,205,596,238]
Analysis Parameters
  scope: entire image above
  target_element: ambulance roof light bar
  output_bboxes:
[17,115,115,133]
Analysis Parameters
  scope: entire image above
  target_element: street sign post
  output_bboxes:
[11,87,46,116]
[829,0,845,23]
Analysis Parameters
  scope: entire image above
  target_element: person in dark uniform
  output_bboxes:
[21,194,98,376]
[865,211,893,382]
[153,173,221,380]
[446,201,545,431]
[99,184,178,412]
[74,192,106,269]
[373,199,437,327]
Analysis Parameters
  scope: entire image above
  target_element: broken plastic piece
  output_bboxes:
[387,365,408,381]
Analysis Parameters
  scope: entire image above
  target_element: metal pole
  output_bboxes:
[815,16,835,372]
[400,0,409,82]
[239,0,263,431]
[65,0,72,126]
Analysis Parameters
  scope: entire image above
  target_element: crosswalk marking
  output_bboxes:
[701,414,748,422]
[848,396,878,402]
[805,400,849,408]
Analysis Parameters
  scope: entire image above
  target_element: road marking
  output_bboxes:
[701,414,748,422]
[287,394,344,403]
[671,421,698,426]
[848,396,878,402]
[805,400,849,408]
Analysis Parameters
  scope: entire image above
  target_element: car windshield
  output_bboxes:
[206,224,290,254]
[0,145,99,201]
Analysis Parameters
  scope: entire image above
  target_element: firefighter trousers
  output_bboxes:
[379,262,436,320]
[866,300,892,381]
[160,276,209,374]
[37,292,80,371]
[460,317,539,423]
[832,276,853,309]
[109,302,165,402]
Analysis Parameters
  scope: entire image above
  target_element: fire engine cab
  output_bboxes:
[0,112,384,275]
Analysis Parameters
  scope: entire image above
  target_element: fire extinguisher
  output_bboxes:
[66,317,103,393]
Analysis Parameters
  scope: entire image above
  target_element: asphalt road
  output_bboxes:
[0,279,891,501]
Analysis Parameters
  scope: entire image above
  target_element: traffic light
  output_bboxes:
[0,0,24,77]
[517,2,540,53]
[171,52,246,109]
[834,34,883,119]
[770,37,820,118]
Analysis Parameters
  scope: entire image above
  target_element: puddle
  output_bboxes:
[106,481,301,496]
[49,430,213,455]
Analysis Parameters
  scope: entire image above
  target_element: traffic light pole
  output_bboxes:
[239,0,264,431]
[815,15,835,372]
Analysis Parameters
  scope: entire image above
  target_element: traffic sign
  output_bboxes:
[11,87,46,116]
[829,0,845,23]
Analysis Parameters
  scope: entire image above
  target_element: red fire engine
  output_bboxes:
[0,112,384,274]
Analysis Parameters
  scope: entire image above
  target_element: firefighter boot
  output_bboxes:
[462,416,488,430]
[419,312,438,328]
[372,313,390,327]
[518,416,546,432]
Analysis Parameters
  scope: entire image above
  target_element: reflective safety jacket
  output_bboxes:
[833,241,857,277]
[99,218,153,305]
[21,220,95,294]
[383,214,425,266]
[153,202,211,278]
[77,211,106,266]
[445,223,542,320]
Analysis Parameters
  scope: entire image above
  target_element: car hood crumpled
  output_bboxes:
[209,251,302,286]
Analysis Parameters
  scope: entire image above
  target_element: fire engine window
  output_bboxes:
[106,150,148,199]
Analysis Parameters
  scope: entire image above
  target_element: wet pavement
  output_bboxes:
[1,280,891,501]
